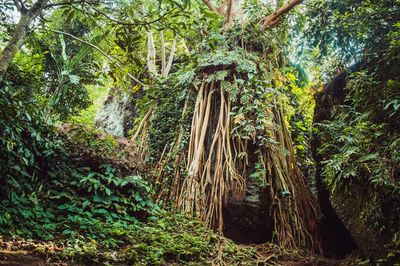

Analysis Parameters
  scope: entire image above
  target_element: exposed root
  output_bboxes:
[178,80,245,231]
[265,103,321,252]
[131,108,153,159]
[136,51,322,250]
[171,78,321,253]
[207,237,349,266]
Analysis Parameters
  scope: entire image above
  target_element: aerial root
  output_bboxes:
[178,80,245,231]
[149,78,321,253]
[131,108,153,159]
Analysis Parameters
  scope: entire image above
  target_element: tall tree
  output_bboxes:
[140,0,322,252]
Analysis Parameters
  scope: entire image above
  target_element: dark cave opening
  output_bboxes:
[222,203,273,244]
[316,178,358,259]
[222,185,273,244]
[222,181,358,258]
[221,140,357,257]
[311,69,360,259]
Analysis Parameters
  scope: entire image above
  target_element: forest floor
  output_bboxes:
[0,239,360,265]
[236,244,359,266]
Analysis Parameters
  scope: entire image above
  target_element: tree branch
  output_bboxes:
[202,0,220,14]
[49,29,144,85]
[224,0,233,26]
[202,0,230,15]
[91,7,175,26]
[44,1,85,9]
[259,0,303,28]
[216,1,228,14]
[203,0,244,31]
[12,0,26,12]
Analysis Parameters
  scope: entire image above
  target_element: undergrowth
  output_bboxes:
[0,83,259,265]
[0,83,154,246]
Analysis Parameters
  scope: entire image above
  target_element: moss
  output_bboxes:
[119,213,216,265]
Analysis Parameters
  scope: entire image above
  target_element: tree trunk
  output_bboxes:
[140,0,321,253]
[0,0,48,84]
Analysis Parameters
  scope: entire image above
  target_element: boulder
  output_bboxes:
[311,67,390,258]
[95,88,141,137]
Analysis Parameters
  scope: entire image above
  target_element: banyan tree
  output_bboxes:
[133,0,321,253]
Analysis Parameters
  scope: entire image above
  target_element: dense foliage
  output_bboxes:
[0,85,157,241]
[0,0,399,264]
[308,0,400,262]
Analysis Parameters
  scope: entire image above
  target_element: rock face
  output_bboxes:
[329,185,391,258]
[311,68,390,258]
[95,88,140,137]
[311,72,358,258]
[223,181,273,244]
[222,142,273,244]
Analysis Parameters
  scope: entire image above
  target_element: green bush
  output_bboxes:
[0,84,159,243]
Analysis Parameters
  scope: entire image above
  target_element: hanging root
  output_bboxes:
[263,103,321,253]
[154,92,191,203]
[162,77,321,253]
[131,108,153,159]
[177,80,245,231]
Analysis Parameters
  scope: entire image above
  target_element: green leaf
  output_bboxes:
[95,209,108,214]
[69,33,108,69]
[68,74,80,84]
